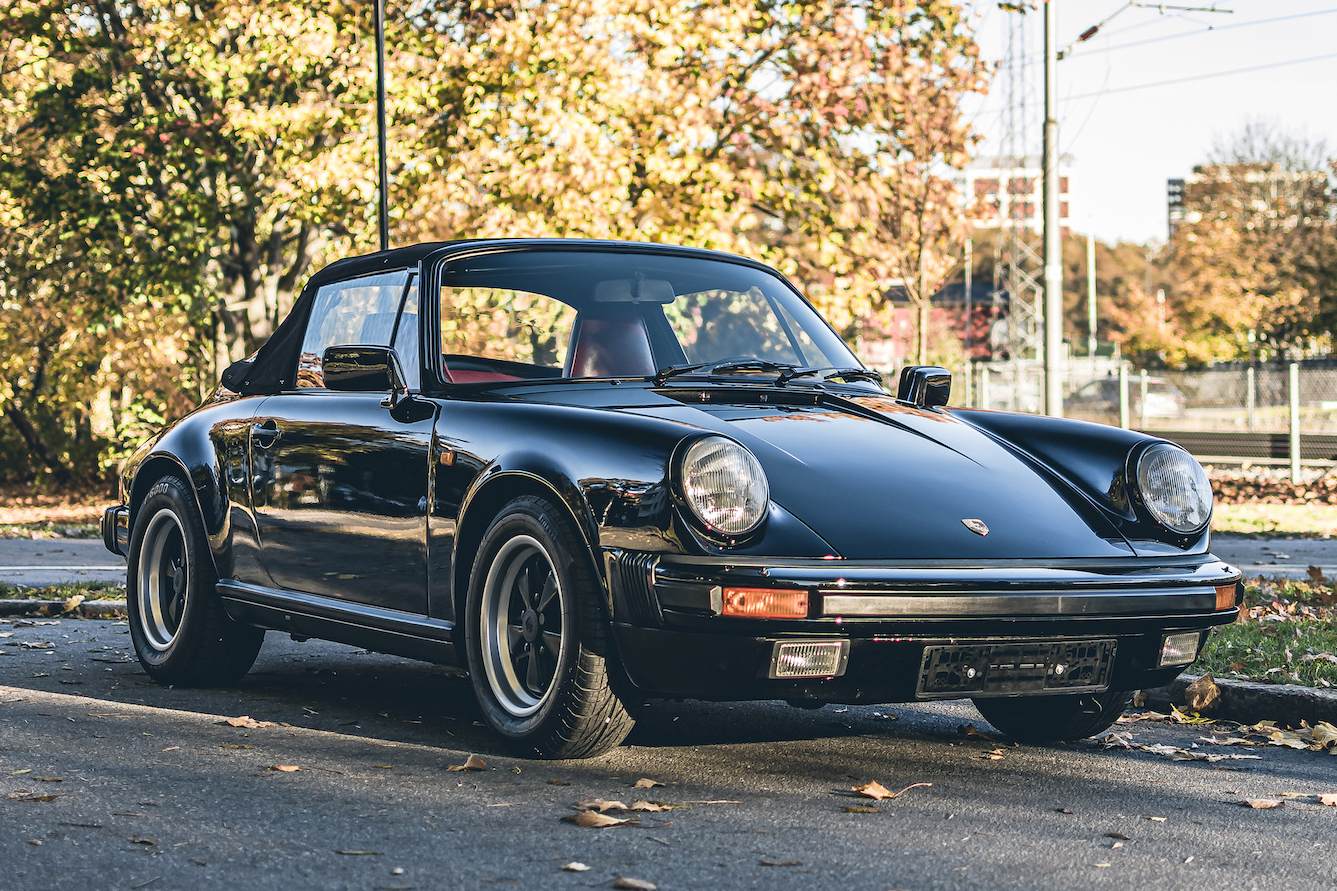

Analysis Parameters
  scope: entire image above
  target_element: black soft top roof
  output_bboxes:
[230,238,784,395]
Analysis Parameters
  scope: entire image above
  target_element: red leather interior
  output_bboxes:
[566,315,655,378]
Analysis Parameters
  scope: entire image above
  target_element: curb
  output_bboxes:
[1143,673,1337,729]
[0,599,127,619]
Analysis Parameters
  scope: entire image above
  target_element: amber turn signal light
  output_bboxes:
[721,587,809,619]
[1215,584,1237,610]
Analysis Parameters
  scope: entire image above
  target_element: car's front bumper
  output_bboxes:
[101,505,130,557]
[605,551,1243,703]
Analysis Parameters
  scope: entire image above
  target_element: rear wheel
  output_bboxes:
[128,476,264,686]
[465,495,638,758]
[971,689,1132,743]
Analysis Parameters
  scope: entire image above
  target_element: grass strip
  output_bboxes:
[1198,576,1337,689]
[0,580,126,601]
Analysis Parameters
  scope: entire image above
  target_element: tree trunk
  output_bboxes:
[2,401,74,487]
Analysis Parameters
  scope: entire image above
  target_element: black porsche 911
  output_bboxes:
[102,239,1240,758]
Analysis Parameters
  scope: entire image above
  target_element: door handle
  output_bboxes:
[250,419,281,447]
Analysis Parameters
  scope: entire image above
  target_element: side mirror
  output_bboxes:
[897,365,951,410]
[322,345,408,406]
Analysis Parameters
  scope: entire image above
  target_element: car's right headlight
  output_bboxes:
[679,436,769,537]
[1136,443,1212,533]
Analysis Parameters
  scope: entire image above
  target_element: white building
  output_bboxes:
[957,155,1073,235]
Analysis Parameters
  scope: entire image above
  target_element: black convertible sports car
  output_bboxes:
[102,239,1240,758]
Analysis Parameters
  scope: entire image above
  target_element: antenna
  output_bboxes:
[375,0,390,252]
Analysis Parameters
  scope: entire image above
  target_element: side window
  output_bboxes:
[440,287,577,370]
[296,270,410,389]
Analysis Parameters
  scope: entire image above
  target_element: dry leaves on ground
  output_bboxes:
[1098,731,1261,763]
[851,781,932,801]
[559,862,590,872]
[612,878,657,891]
[562,810,639,828]
[632,778,665,789]
[446,754,486,772]
[220,716,274,729]
[270,765,301,772]
[1184,675,1221,712]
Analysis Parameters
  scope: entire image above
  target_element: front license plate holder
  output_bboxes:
[916,639,1116,699]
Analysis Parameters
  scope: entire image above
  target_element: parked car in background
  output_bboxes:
[1067,375,1187,420]
[103,240,1239,758]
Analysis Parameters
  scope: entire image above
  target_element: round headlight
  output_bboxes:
[1136,443,1212,533]
[679,437,769,537]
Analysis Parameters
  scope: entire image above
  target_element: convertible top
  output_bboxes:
[228,239,785,396]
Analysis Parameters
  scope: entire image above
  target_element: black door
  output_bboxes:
[249,391,436,613]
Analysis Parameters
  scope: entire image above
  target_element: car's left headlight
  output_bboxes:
[1136,443,1212,533]
[679,436,769,537]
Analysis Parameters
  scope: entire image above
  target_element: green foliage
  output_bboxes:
[0,0,988,483]
[1198,576,1337,689]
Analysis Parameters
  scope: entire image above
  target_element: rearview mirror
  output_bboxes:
[322,345,408,405]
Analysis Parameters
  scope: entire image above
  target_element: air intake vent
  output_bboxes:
[612,551,660,625]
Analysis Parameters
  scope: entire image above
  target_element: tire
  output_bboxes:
[127,476,264,686]
[465,495,638,758]
[971,689,1132,743]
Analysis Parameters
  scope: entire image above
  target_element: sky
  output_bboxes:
[962,0,1337,246]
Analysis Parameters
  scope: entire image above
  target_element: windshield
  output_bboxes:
[435,249,864,385]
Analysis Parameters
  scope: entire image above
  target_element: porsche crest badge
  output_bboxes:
[962,518,989,536]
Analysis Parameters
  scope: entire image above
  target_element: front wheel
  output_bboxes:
[465,495,638,758]
[128,476,264,686]
[971,689,1132,743]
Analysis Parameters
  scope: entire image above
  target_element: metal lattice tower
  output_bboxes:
[996,6,1045,406]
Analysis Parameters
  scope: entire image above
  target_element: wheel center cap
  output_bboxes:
[172,567,185,595]
[521,609,539,642]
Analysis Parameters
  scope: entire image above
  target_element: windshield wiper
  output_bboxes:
[776,366,883,386]
[654,358,800,386]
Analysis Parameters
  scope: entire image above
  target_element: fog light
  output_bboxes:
[1215,584,1237,610]
[720,587,809,619]
[769,640,850,679]
[1159,631,1202,668]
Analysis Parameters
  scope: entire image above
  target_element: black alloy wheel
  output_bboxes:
[465,495,639,758]
[127,476,264,685]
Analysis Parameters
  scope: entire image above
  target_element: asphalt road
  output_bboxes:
[3,534,1337,590]
[2,619,1334,891]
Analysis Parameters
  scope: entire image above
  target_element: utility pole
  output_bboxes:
[964,238,973,406]
[374,0,390,252]
[1087,231,1097,375]
[1042,0,1063,417]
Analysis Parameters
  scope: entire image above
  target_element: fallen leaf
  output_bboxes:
[633,778,665,789]
[1184,675,1220,713]
[547,779,571,786]
[841,806,883,814]
[982,748,1006,760]
[1242,799,1282,809]
[1144,816,1167,822]
[561,810,638,828]
[758,860,802,867]
[222,716,273,729]
[1094,862,1111,868]
[18,794,59,802]
[612,879,656,891]
[34,777,61,783]
[628,800,669,812]
[1105,832,1131,840]
[575,798,629,813]
[129,836,156,846]
[560,862,591,872]
[852,781,894,800]
[957,723,997,741]
[1318,794,1337,806]
[446,754,486,772]
[270,765,301,772]
[1056,808,1074,814]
